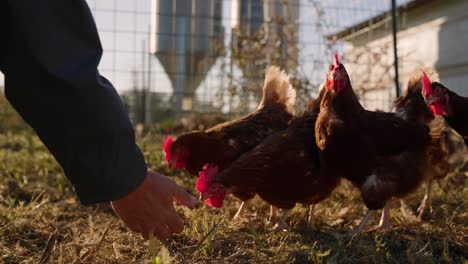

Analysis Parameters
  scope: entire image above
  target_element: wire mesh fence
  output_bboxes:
[1,0,423,127]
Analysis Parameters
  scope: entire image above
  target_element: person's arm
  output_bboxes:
[3,0,146,204]
[2,0,199,241]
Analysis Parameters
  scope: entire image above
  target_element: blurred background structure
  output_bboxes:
[150,0,224,121]
[331,0,468,111]
[1,0,467,129]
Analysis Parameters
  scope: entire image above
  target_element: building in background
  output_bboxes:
[230,0,266,108]
[232,0,264,35]
[150,0,224,120]
[88,0,453,125]
[328,0,468,111]
[231,0,299,69]
[230,0,300,109]
[263,0,299,74]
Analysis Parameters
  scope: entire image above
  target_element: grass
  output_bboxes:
[0,105,467,263]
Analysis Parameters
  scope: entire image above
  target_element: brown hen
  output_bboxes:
[163,66,296,213]
[315,53,431,234]
[421,74,468,146]
[394,69,450,221]
[197,88,341,228]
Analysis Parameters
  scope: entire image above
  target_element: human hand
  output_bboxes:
[111,170,198,241]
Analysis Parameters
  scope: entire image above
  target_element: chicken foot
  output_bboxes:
[365,204,392,232]
[416,179,433,221]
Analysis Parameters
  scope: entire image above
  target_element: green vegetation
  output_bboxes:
[0,96,467,263]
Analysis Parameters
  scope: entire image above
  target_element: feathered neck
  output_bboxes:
[394,88,434,124]
[320,79,363,119]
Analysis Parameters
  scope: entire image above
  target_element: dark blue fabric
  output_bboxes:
[0,0,147,204]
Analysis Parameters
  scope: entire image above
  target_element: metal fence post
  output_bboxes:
[391,0,400,98]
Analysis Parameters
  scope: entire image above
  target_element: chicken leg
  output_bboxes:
[377,205,391,229]
[352,209,376,237]
[269,205,279,222]
[365,204,392,232]
[233,201,250,220]
[399,199,413,218]
[307,204,316,228]
[272,209,289,231]
[416,179,433,221]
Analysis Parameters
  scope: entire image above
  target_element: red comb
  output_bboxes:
[196,164,219,193]
[162,136,173,162]
[421,71,432,96]
[334,51,340,67]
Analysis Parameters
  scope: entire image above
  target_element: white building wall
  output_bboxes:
[342,0,468,110]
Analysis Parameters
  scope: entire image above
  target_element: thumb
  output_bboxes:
[172,184,199,208]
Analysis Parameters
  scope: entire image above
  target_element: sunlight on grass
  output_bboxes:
[0,101,467,263]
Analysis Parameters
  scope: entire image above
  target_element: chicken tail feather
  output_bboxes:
[258,66,296,114]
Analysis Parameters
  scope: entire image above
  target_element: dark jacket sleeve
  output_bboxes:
[0,0,147,204]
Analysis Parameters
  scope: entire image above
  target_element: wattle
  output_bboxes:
[205,197,224,208]
[174,160,186,169]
